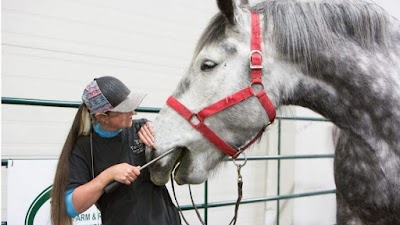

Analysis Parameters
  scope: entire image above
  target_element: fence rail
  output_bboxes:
[1,97,336,225]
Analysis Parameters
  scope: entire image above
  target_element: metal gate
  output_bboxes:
[1,97,336,225]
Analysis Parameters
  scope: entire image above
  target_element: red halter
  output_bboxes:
[167,12,276,158]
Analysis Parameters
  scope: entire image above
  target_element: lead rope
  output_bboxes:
[188,184,206,225]
[228,166,243,225]
[229,152,247,225]
[171,174,194,225]
[171,153,247,225]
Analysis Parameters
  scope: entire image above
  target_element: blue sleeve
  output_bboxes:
[65,188,79,217]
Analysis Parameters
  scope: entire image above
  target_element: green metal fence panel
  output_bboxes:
[1,97,336,225]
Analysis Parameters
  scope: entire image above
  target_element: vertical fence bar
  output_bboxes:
[204,180,209,224]
[277,119,282,225]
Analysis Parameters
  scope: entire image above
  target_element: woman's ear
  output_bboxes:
[94,112,108,121]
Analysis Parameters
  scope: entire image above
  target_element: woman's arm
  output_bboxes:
[70,163,140,213]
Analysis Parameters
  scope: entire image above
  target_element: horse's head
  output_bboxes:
[146,0,397,185]
[146,0,284,185]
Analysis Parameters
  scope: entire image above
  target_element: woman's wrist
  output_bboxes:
[96,169,114,188]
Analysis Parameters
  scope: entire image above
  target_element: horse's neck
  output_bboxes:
[287,43,400,148]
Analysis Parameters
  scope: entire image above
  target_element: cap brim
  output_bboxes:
[109,91,147,112]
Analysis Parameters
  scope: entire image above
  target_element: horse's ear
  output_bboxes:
[217,0,235,24]
[217,0,247,25]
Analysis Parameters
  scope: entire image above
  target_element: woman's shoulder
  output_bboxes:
[75,135,90,145]
[73,135,91,153]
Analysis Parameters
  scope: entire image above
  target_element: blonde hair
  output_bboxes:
[80,106,92,136]
[51,104,92,225]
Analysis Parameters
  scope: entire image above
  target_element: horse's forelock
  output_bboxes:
[194,13,228,57]
[254,0,392,69]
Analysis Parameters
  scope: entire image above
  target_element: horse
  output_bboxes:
[145,0,400,224]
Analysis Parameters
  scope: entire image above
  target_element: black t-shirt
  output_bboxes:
[67,119,181,225]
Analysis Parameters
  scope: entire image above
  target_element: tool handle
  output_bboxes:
[103,148,175,194]
[104,181,121,194]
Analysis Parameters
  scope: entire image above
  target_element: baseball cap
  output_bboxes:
[82,76,147,114]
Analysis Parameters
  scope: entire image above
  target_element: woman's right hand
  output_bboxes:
[109,163,141,185]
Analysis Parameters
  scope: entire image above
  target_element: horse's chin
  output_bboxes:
[148,146,208,185]
[150,174,170,186]
[173,162,207,185]
[172,147,208,185]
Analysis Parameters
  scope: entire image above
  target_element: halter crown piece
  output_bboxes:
[167,12,276,158]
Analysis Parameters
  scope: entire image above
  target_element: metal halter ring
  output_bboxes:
[232,151,247,168]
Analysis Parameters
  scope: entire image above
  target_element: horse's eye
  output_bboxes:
[201,60,217,72]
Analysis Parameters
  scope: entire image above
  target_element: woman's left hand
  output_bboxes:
[139,121,155,147]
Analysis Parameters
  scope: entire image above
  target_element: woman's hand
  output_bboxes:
[139,121,155,147]
[109,163,141,185]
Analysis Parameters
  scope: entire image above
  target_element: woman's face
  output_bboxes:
[104,111,136,130]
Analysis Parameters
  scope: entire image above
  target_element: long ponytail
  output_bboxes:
[50,104,91,225]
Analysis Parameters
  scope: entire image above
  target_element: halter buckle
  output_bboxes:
[249,50,263,69]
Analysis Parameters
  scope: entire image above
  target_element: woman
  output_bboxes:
[51,76,181,225]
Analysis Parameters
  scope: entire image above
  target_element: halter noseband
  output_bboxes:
[167,12,276,158]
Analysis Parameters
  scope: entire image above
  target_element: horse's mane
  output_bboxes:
[258,0,392,67]
[195,0,393,69]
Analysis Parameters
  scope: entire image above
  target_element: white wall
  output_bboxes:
[2,0,400,224]
[1,0,220,223]
[1,0,218,157]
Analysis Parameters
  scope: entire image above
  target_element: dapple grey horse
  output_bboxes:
[146,0,400,224]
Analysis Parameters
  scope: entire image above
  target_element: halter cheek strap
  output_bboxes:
[167,12,276,158]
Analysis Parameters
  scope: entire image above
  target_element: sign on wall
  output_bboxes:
[7,160,101,225]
